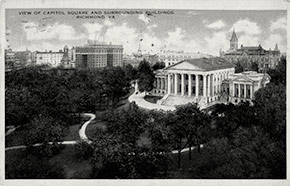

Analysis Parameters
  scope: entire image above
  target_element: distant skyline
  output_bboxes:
[6,9,287,56]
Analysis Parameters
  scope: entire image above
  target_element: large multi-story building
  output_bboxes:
[36,50,64,67]
[158,50,212,67]
[75,40,123,68]
[220,30,281,71]
[151,57,270,108]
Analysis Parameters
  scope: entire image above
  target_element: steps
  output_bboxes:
[162,95,198,106]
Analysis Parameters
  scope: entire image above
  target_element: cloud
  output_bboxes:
[23,21,84,41]
[28,42,64,52]
[230,18,261,35]
[204,31,228,55]
[104,23,139,54]
[82,22,103,40]
[263,33,283,50]
[270,17,286,32]
[206,20,226,30]
[238,35,260,46]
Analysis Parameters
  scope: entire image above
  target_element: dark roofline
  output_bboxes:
[36,52,63,54]
[164,57,235,71]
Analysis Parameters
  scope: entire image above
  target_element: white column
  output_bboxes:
[219,73,221,93]
[155,78,158,89]
[188,74,192,96]
[181,74,185,95]
[232,84,235,97]
[207,75,210,97]
[195,74,199,96]
[213,74,215,95]
[167,74,171,94]
[174,73,178,95]
[203,74,206,97]
[243,84,246,98]
[208,74,212,97]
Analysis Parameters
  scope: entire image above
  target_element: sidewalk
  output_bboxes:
[128,83,175,111]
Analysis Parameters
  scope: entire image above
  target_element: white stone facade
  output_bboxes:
[152,58,270,107]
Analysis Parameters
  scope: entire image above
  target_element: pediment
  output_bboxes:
[166,61,202,71]
[232,76,253,82]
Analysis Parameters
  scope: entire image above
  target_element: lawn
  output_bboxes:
[6,122,83,147]
[5,125,30,147]
[144,95,163,104]
[63,124,82,141]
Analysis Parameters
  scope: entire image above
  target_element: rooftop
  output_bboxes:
[164,57,235,72]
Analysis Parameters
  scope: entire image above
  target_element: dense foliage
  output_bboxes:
[137,59,155,92]
[6,56,286,179]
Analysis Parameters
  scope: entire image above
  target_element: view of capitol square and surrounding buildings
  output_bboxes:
[3,5,287,184]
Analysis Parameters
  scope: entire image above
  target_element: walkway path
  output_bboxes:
[5,98,202,154]
[78,113,95,144]
[5,113,96,151]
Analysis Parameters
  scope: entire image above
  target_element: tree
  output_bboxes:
[253,83,286,145]
[106,102,147,148]
[211,102,256,140]
[24,115,68,157]
[75,140,94,160]
[174,103,211,161]
[152,61,165,70]
[267,56,286,85]
[235,61,244,73]
[6,154,65,179]
[124,64,138,81]
[251,61,259,72]
[137,59,155,92]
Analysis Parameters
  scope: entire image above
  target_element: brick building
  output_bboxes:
[75,40,123,68]
[220,30,281,71]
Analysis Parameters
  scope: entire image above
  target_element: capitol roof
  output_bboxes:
[164,57,235,72]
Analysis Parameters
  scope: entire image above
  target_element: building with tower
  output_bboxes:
[220,30,281,71]
[229,30,238,51]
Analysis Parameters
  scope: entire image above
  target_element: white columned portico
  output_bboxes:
[203,74,206,96]
[188,74,192,96]
[181,74,185,95]
[174,73,178,95]
[195,74,199,96]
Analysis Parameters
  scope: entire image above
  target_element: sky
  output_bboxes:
[6,9,287,56]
